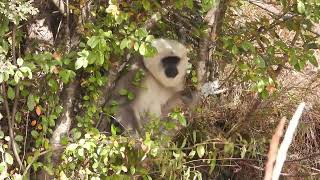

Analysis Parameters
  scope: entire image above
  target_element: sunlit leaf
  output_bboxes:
[196,145,205,158]
[7,86,15,100]
[297,0,305,14]
[5,152,13,165]
[27,94,36,111]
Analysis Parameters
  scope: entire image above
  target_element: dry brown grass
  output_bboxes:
[191,2,320,179]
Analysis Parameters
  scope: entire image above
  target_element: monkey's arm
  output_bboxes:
[161,89,200,117]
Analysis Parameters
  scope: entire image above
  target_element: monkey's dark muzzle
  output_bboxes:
[165,67,178,78]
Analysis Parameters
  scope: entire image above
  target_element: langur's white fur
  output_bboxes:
[133,39,189,126]
[143,39,189,90]
[100,38,189,135]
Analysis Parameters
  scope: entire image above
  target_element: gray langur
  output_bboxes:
[98,38,191,135]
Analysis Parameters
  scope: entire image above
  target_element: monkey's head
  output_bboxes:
[143,38,189,91]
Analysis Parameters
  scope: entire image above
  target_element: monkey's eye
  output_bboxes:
[161,56,180,66]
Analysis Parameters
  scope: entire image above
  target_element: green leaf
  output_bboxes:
[60,136,69,146]
[7,86,15,100]
[76,50,89,69]
[14,70,23,83]
[111,124,118,135]
[0,73,3,83]
[134,42,139,51]
[17,58,24,66]
[289,49,298,66]
[241,41,254,52]
[127,92,135,100]
[15,135,24,142]
[309,56,318,67]
[135,28,148,38]
[96,51,105,66]
[178,114,187,127]
[75,57,87,70]
[239,63,249,72]
[66,143,78,151]
[139,43,146,56]
[145,35,154,42]
[193,130,197,143]
[0,162,5,173]
[224,142,234,155]
[119,88,128,95]
[72,131,82,140]
[257,80,265,93]
[0,130,4,139]
[209,151,217,174]
[255,55,266,68]
[196,145,205,158]
[59,69,75,84]
[188,150,196,158]
[31,130,39,138]
[142,0,151,10]
[5,152,13,165]
[186,0,194,9]
[231,45,239,55]
[78,148,84,157]
[15,112,21,124]
[27,94,36,111]
[297,0,305,14]
[48,79,58,91]
[120,38,129,50]
[87,36,100,49]
[20,66,31,73]
[130,166,136,175]
[103,30,112,37]
[87,51,98,64]
[241,146,247,158]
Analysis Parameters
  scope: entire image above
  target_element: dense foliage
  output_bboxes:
[0,0,320,179]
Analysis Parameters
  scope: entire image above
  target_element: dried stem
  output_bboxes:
[272,102,306,180]
[264,117,286,180]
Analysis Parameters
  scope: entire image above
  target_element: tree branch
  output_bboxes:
[50,79,79,162]
[197,0,229,88]
[247,0,320,36]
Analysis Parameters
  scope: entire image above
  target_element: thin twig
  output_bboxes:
[286,152,320,163]
[22,147,65,178]
[1,84,24,171]
[2,24,25,171]
[21,112,29,164]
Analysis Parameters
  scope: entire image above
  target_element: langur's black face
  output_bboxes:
[161,56,180,78]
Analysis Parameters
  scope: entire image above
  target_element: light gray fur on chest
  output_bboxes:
[133,76,174,121]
